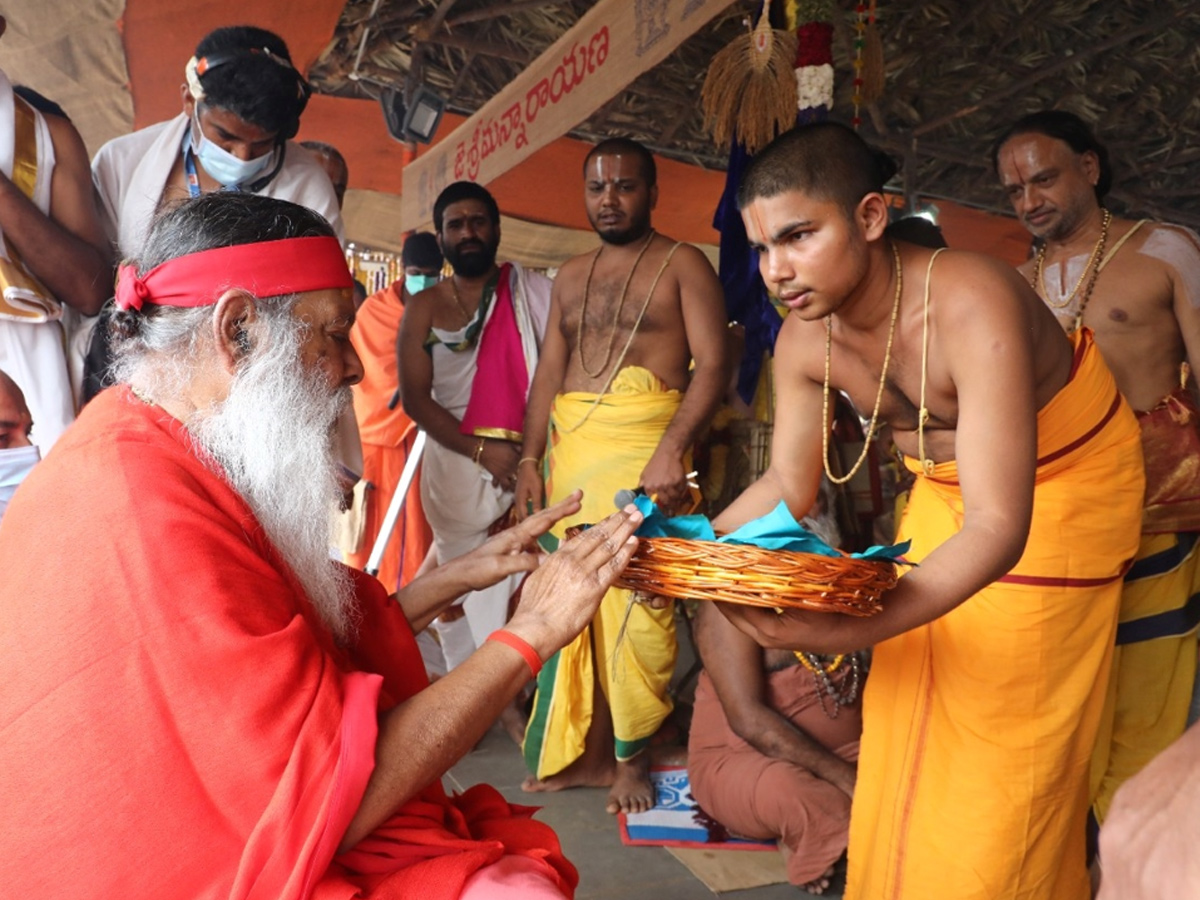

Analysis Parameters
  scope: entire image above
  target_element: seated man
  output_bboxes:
[0,192,643,899]
[689,507,862,896]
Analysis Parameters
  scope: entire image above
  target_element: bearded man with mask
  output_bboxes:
[398,182,553,682]
[0,191,645,899]
[343,232,444,597]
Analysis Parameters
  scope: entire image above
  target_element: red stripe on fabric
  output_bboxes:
[997,571,1123,588]
[999,556,1134,588]
[1068,332,1087,380]
[1035,391,1122,468]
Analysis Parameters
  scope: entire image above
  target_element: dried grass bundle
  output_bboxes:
[701,5,799,154]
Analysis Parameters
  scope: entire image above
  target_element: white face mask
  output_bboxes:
[0,443,40,519]
[191,108,275,187]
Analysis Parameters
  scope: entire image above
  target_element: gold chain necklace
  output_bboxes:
[1031,208,1111,324]
[822,243,903,486]
[449,276,473,324]
[556,241,684,435]
[577,229,656,378]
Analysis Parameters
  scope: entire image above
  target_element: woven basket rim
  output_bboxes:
[566,527,898,615]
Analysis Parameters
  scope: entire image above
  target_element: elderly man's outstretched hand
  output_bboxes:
[506,501,643,660]
[452,491,585,592]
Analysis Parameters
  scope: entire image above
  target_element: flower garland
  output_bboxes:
[787,0,835,123]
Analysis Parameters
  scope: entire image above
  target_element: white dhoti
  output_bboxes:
[418,262,550,670]
[420,437,519,669]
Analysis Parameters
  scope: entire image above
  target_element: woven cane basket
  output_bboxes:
[569,528,898,616]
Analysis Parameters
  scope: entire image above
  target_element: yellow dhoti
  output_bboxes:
[523,367,680,778]
[1089,532,1200,824]
[846,331,1145,900]
[1088,384,1200,826]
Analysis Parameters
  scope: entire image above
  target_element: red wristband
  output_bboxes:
[487,629,543,678]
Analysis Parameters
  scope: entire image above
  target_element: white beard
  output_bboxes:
[188,323,358,642]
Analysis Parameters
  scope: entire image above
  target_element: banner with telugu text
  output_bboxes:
[400,0,737,230]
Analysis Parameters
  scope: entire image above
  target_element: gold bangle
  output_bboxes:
[518,457,540,467]
[471,437,486,465]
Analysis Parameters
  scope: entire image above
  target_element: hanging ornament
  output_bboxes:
[862,0,885,103]
[852,0,885,128]
[788,0,835,124]
[700,0,798,154]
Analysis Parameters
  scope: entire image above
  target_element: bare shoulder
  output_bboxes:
[655,237,721,307]
[925,247,1031,315]
[1135,222,1200,269]
[556,250,595,281]
[659,238,717,276]
[42,113,89,166]
[551,251,593,304]
[923,247,1062,361]
[403,282,440,324]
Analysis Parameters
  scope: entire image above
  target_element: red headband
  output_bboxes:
[115,236,353,312]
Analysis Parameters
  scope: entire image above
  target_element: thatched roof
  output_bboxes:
[309,0,1200,228]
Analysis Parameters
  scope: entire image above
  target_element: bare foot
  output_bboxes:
[605,753,655,815]
[800,863,836,895]
[521,758,616,794]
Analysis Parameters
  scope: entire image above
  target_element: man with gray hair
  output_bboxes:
[0,191,644,899]
[994,111,1200,843]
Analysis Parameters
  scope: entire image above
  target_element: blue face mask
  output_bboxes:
[0,443,40,520]
[191,109,275,187]
[405,273,439,295]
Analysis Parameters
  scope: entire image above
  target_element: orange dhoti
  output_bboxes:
[346,282,433,592]
[846,330,1145,900]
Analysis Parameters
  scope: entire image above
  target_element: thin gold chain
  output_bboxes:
[577,229,656,378]
[822,243,903,486]
[449,276,473,324]
[1030,208,1111,317]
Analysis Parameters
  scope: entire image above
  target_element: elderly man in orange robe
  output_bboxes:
[0,192,645,900]
[345,232,443,594]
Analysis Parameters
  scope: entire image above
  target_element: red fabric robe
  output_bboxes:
[0,386,575,900]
